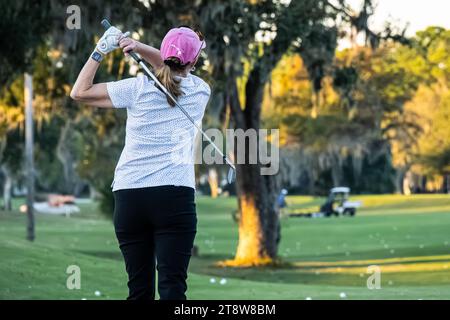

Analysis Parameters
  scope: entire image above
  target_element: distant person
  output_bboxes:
[275,189,288,245]
[277,189,288,213]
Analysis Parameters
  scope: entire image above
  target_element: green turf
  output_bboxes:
[0,194,449,300]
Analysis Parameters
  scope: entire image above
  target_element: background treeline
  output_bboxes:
[269,27,450,195]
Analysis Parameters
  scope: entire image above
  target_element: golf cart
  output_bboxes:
[288,186,361,218]
[320,187,361,217]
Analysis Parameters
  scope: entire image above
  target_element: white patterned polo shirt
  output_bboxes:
[106,73,210,191]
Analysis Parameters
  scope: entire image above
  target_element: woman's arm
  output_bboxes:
[70,57,112,108]
[119,36,164,69]
[70,26,124,107]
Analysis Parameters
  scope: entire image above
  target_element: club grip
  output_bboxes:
[100,19,142,63]
[101,19,111,30]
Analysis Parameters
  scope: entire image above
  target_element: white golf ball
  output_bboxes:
[94,290,101,296]
[220,278,227,285]
[340,292,347,299]
[305,297,312,300]
[210,278,216,284]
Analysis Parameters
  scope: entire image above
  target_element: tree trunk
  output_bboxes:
[420,176,427,193]
[446,175,450,194]
[2,166,12,211]
[394,166,408,194]
[24,72,35,241]
[311,91,319,119]
[228,164,279,266]
[56,120,76,194]
[402,170,412,195]
[220,72,280,267]
[207,168,219,198]
[331,163,342,187]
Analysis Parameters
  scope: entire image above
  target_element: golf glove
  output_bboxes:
[96,26,123,55]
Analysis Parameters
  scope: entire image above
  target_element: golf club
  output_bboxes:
[101,19,236,184]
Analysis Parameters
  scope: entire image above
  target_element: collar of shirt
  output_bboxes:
[174,74,196,88]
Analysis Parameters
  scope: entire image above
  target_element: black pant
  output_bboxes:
[113,185,197,300]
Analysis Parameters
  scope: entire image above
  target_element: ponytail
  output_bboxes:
[155,57,186,107]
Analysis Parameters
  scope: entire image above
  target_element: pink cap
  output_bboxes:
[160,27,206,65]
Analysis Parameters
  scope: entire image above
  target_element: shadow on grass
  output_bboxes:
[284,245,450,263]
[189,246,450,287]
[76,247,450,287]
[77,250,123,261]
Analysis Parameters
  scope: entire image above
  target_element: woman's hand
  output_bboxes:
[118,36,140,56]
[96,26,123,55]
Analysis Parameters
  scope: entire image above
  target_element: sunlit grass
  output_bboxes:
[302,261,450,274]
[292,254,450,267]
[286,194,450,216]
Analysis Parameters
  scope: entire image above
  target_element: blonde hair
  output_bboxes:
[155,57,187,107]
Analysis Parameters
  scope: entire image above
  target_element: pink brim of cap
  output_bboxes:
[160,27,206,65]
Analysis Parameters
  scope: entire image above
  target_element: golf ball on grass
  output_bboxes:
[94,290,101,297]
[339,292,347,299]
[220,278,227,285]
[210,278,216,284]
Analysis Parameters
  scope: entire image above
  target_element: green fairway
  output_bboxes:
[0,194,449,300]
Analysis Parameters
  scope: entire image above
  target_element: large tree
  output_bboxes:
[204,0,399,265]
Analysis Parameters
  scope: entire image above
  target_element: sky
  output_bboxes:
[346,0,450,36]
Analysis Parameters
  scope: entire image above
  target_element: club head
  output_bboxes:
[227,167,236,184]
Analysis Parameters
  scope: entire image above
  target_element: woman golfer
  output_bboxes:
[70,26,210,300]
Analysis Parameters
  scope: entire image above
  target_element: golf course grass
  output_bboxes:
[0,194,449,300]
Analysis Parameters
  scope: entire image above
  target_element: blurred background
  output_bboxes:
[0,0,449,299]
